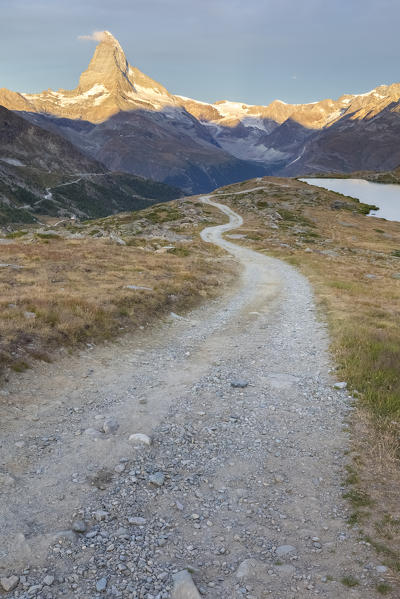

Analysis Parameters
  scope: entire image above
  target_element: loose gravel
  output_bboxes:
[0,198,387,598]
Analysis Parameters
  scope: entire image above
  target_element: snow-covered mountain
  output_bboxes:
[176,85,400,168]
[2,31,400,190]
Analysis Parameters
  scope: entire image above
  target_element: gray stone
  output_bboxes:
[230,379,249,388]
[129,433,152,446]
[93,510,109,522]
[1,576,19,592]
[276,544,296,557]
[236,559,268,580]
[128,516,147,525]
[110,233,126,246]
[376,565,388,573]
[102,418,119,434]
[334,381,347,390]
[84,427,103,438]
[71,519,87,533]
[27,584,42,595]
[126,285,153,291]
[171,570,201,599]
[96,577,108,592]
[43,575,54,586]
[24,311,36,320]
[149,472,165,487]
[0,263,23,269]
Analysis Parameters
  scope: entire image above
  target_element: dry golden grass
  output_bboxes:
[0,200,232,376]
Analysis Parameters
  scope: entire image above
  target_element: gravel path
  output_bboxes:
[0,198,386,598]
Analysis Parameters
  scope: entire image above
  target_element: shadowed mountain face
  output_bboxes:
[1,31,400,189]
[0,106,182,224]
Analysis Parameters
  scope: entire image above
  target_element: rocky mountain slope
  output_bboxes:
[1,31,400,191]
[177,85,400,174]
[0,32,267,194]
[0,105,181,224]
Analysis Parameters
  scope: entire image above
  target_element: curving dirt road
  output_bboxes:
[0,198,387,597]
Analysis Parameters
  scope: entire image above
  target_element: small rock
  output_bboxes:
[93,510,109,522]
[170,311,184,320]
[114,463,126,473]
[149,472,165,487]
[128,516,146,525]
[110,233,126,246]
[1,576,19,592]
[102,418,119,434]
[125,285,153,291]
[43,575,54,586]
[24,311,36,320]
[171,569,201,599]
[27,584,42,595]
[129,433,151,446]
[96,577,108,592]
[84,428,103,438]
[236,559,269,581]
[230,379,249,389]
[334,382,347,390]
[71,519,87,533]
[376,565,388,573]
[276,544,296,557]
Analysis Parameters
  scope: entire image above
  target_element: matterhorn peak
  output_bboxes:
[78,30,131,94]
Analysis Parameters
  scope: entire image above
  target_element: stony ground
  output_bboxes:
[0,198,390,598]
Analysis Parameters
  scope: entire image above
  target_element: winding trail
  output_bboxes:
[0,198,384,597]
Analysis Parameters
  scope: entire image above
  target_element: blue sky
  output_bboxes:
[0,0,398,105]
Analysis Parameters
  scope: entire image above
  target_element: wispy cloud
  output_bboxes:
[78,31,107,42]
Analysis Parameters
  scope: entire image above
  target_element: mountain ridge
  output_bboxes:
[1,31,400,189]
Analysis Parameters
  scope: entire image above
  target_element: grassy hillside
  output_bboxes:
[0,199,231,375]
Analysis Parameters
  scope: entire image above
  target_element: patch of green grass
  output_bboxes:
[365,536,400,568]
[376,582,392,595]
[256,200,270,209]
[36,233,61,240]
[343,465,359,486]
[328,280,355,291]
[337,327,400,419]
[343,488,373,508]
[168,247,191,257]
[10,360,29,373]
[341,576,359,587]
[5,230,28,239]
[391,250,400,258]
